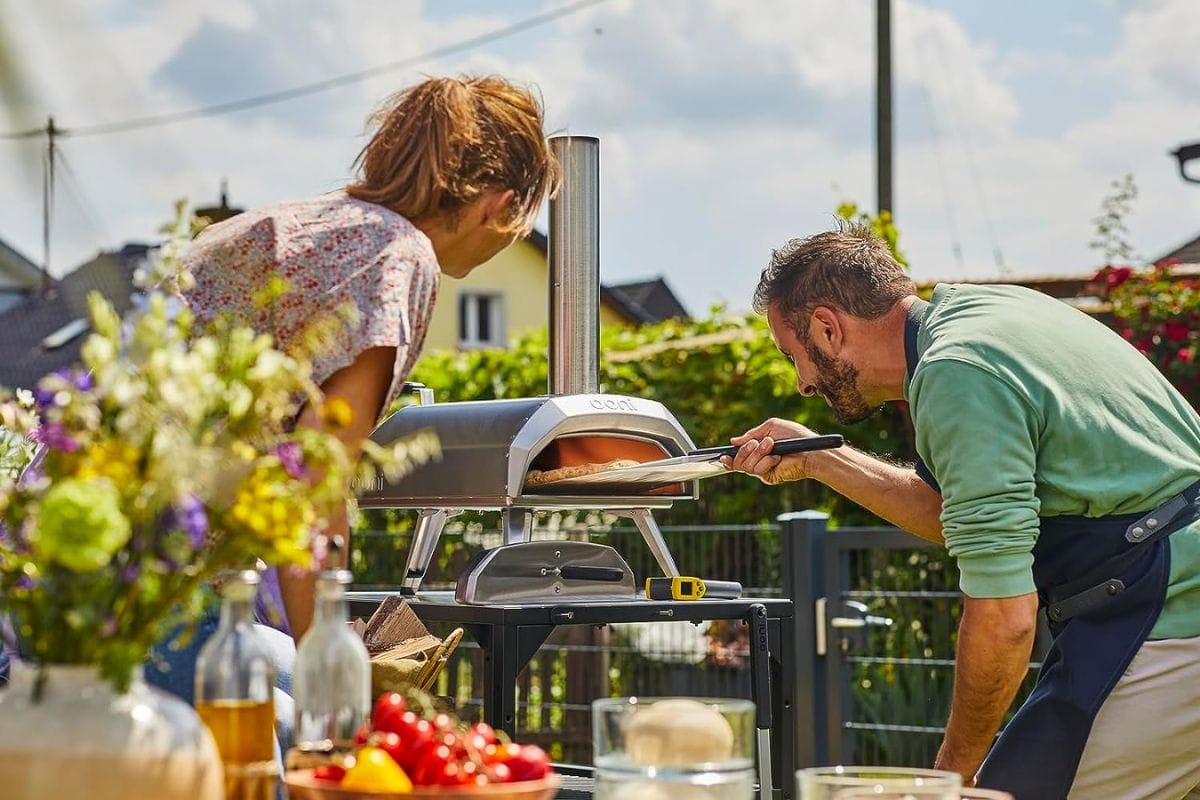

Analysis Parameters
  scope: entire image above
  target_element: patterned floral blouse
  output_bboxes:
[183,190,441,635]
[184,190,440,415]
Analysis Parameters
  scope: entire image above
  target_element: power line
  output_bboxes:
[926,28,1007,276]
[56,144,113,246]
[903,11,965,273]
[0,0,605,140]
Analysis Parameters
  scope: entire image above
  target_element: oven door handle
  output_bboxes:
[557,565,626,582]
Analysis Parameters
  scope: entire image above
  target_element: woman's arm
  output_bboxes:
[283,345,396,642]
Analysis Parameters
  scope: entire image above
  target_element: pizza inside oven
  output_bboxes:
[524,459,640,487]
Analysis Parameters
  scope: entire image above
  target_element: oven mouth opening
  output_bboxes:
[522,434,686,495]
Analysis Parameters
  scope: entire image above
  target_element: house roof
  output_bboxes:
[521,230,690,323]
[0,237,44,292]
[0,244,150,391]
[1156,232,1200,265]
[601,278,690,323]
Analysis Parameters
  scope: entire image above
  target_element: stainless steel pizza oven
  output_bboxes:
[360,136,697,597]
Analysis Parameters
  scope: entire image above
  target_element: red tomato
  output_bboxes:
[312,764,347,783]
[464,722,497,754]
[411,743,458,786]
[504,744,551,782]
[487,761,513,784]
[458,760,488,786]
[371,693,407,734]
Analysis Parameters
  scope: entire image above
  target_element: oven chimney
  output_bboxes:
[548,135,600,396]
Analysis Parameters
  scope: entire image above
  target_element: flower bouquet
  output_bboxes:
[0,203,440,799]
[0,201,439,692]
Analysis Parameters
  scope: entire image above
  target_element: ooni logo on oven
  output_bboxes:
[589,397,637,412]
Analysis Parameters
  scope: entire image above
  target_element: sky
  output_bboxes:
[0,0,1198,316]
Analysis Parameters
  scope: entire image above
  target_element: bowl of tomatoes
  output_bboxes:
[284,692,558,799]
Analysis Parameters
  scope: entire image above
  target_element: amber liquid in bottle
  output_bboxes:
[196,698,277,765]
[195,571,278,800]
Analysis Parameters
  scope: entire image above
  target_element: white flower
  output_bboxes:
[16,389,34,409]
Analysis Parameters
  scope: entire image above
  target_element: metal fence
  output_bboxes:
[352,513,1043,768]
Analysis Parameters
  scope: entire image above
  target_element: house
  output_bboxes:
[0,238,44,316]
[1157,231,1200,265]
[915,232,1200,323]
[422,229,690,351]
[0,243,150,391]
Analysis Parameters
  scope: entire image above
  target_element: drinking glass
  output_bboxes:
[593,697,756,800]
[832,786,1013,800]
[796,766,962,800]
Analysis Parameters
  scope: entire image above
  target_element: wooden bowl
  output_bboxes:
[283,770,560,800]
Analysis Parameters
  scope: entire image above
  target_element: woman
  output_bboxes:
[145,74,559,740]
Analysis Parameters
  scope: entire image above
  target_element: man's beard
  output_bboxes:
[804,339,881,424]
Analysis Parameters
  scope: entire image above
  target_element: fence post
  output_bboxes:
[779,510,830,768]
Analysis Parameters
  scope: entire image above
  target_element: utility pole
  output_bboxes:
[41,116,57,294]
[876,0,893,218]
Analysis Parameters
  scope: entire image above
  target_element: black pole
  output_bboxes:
[876,0,893,217]
[41,116,56,294]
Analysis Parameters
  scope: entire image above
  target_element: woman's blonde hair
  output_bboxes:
[347,75,559,235]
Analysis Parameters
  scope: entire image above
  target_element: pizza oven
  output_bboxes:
[360,136,700,597]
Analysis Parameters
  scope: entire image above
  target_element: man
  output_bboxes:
[725,223,1200,799]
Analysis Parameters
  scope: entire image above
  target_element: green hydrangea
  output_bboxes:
[35,479,132,572]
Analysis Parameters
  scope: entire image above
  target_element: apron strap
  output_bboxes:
[1046,479,1200,623]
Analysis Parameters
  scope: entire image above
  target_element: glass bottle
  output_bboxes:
[195,570,277,800]
[292,568,371,762]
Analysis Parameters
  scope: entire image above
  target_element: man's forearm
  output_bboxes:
[935,593,1038,781]
[807,445,944,543]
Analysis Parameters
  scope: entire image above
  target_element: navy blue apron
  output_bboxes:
[905,299,1200,799]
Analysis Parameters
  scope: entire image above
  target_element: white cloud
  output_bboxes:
[0,0,1198,315]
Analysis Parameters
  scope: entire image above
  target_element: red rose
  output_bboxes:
[1164,321,1190,343]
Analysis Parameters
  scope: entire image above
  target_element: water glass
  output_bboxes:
[796,766,962,800]
[832,786,1013,800]
[593,697,756,800]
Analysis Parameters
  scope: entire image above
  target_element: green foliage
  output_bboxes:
[357,308,918,539]
[1097,262,1200,408]
[1089,174,1139,264]
[836,201,908,268]
[1087,174,1199,410]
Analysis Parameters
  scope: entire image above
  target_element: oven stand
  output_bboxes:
[398,506,681,595]
[400,508,460,595]
[612,508,680,577]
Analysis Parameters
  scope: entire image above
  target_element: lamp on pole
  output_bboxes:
[1171,142,1200,184]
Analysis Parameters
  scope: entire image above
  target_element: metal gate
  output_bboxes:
[781,511,1043,768]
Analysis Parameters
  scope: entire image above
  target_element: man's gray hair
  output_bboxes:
[753,220,915,334]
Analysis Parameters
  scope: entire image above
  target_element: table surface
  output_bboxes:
[347,590,793,625]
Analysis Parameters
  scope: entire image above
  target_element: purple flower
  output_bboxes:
[275,441,308,480]
[121,563,141,583]
[73,370,93,393]
[33,386,55,408]
[32,423,79,453]
[174,495,208,549]
[15,575,34,590]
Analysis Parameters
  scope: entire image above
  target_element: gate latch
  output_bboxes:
[816,598,893,655]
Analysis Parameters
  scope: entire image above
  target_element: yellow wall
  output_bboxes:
[424,238,630,351]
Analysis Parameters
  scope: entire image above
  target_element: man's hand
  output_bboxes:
[722,417,820,484]
[935,593,1039,783]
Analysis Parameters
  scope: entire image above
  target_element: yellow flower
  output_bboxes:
[76,441,140,486]
[320,397,353,429]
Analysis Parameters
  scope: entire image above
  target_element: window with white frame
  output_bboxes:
[458,291,505,348]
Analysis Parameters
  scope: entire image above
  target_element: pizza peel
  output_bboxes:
[531,434,844,488]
